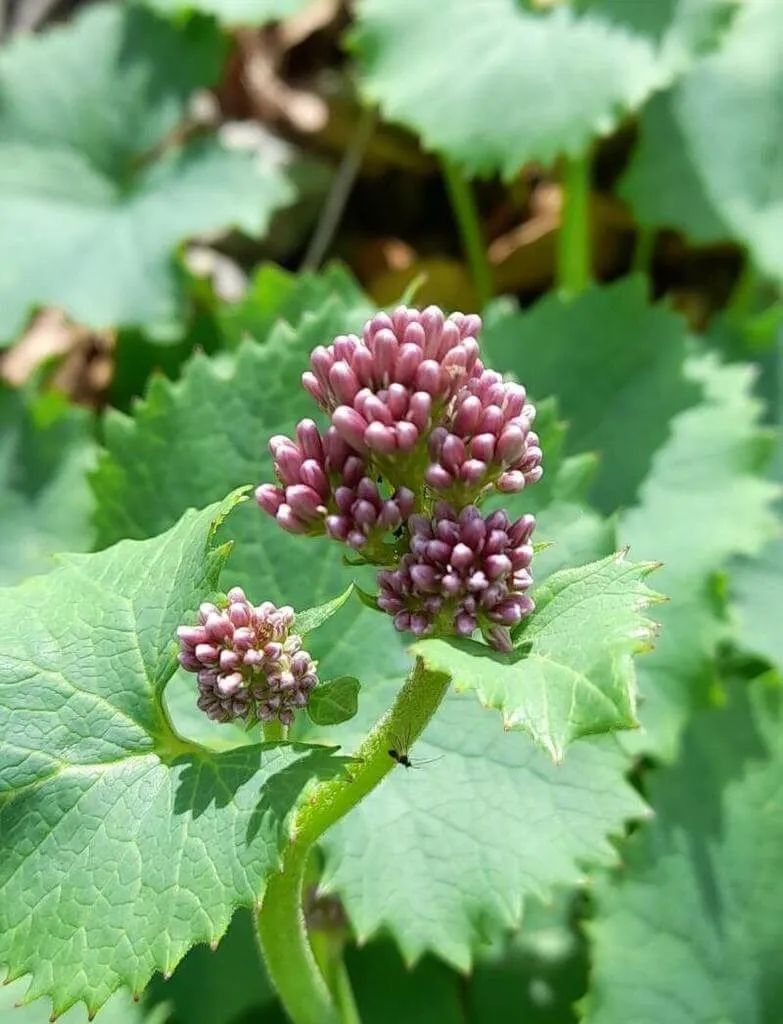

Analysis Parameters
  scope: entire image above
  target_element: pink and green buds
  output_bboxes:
[256,304,544,650]
[377,504,536,652]
[176,587,317,726]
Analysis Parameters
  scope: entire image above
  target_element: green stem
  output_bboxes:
[257,843,333,1024]
[557,150,592,296]
[441,156,493,309]
[256,658,450,1024]
[727,259,758,327]
[332,954,362,1024]
[263,720,287,743]
[310,931,362,1024]
[632,226,656,278]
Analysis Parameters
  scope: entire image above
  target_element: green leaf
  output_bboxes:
[352,0,667,175]
[620,354,779,758]
[0,388,96,586]
[144,0,311,25]
[92,300,349,548]
[294,585,355,637]
[673,0,783,280]
[0,980,168,1024]
[585,677,783,1024]
[580,0,737,73]
[0,495,348,1017]
[0,4,292,343]
[412,553,662,762]
[733,536,783,670]
[481,278,701,513]
[144,909,275,1024]
[308,677,361,726]
[619,89,730,243]
[315,682,647,969]
[218,262,372,347]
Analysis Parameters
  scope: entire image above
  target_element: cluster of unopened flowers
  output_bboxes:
[177,587,317,725]
[177,306,543,726]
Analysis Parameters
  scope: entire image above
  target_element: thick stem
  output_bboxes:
[441,156,493,309]
[256,658,450,1024]
[257,843,336,1024]
[558,150,592,296]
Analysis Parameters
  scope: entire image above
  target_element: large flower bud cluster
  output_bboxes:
[377,504,535,652]
[255,304,544,652]
[302,306,483,456]
[255,418,415,550]
[176,587,317,725]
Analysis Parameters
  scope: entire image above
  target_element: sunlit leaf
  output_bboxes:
[620,354,778,758]
[0,4,292,343]
[353,0,667,175]
[314,682,647,969]
[412,553,662,762]
[0,495,348,1017]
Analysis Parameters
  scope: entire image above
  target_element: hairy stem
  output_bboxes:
[558,150,592,295]
[257,843,334,1024]
[256,658,450,1024]
[441,156,493,309]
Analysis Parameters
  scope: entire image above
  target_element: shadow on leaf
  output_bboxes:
[172,741,351,847]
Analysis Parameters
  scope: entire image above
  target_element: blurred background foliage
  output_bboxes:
[1,0,782,1022]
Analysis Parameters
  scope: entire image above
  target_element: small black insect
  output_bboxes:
[388,729,442,770]
[388,746,415,768]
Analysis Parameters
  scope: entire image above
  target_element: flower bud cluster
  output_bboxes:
[256,418,415,550]
[302,307,483,457]
[377,504,535,652]
[255,305,544,651]
[426,369,543,503]
[176,587,317,725]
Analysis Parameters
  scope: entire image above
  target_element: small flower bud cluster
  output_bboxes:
[426,369,543,502]
[176,587,317,725]
[255,418,415,549]
[256,305,544,651]
[377,504,535,652]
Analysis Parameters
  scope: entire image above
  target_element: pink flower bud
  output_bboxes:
[255,484,285,517]
[332,406,369,452]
